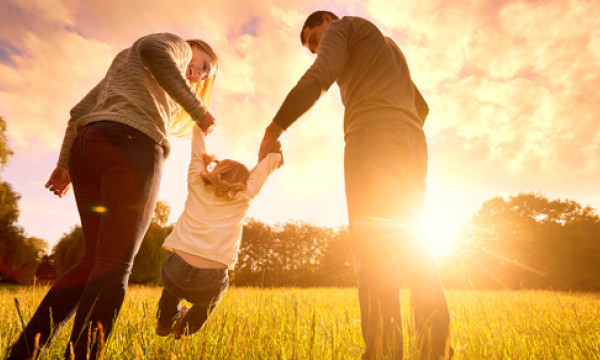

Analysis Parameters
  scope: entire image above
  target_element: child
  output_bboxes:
[156,123,282,338]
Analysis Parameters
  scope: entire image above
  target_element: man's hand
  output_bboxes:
[196,110,216,135]
[259,122,284,161]
[270,140,284,168]
[45,166,71,197]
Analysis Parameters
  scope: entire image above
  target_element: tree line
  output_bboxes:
[11,193,600,291]
[439,193,600,291]
[0,117,48,283]
[45,203,356,287]
[1,116,600,290]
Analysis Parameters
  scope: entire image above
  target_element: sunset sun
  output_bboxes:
[418,201,466,259]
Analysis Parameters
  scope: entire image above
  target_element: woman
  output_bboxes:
[9,33,219,360]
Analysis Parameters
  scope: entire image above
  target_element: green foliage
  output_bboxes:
[34,254,56,283]
[0,117,14,174]
[38,190,600,291]
[0,117,48,284]
[0,182,46,284]
[130,222,172,284]
[152,200,170,227]
[0,182,21,232]
[446,192,600,290]
[130,201,172,283]
[52,226,84,277]
[50,201,173,284]
[235,219,354,286]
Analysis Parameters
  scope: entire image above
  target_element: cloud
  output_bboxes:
[363,0,600,187]
[2,0,600,246]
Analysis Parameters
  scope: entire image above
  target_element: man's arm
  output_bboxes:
[413,82,429,124]
[258,122,284,162]
[259,21,350,161]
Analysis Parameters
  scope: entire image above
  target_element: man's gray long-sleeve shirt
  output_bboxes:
[273,16,428,135]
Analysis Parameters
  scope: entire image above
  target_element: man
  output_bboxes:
[259,11,452,359]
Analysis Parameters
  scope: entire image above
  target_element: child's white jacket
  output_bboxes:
[163,125,281,269]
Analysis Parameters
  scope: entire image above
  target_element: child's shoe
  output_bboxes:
[172,305,189,340]
[155,322,173,337]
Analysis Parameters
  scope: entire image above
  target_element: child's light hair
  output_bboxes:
[200,154,250,200]
[170,39,219,138]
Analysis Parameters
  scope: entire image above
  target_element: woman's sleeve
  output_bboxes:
[244,153,282,199]
[136,33,208,121]
[57,79,105,168]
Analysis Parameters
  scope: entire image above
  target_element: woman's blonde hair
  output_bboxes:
[200,154,250,200]
[170,39,219,138]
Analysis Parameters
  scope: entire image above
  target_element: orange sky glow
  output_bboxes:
[1,0,599,254]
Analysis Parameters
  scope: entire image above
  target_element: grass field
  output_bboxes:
[1,285,599,359]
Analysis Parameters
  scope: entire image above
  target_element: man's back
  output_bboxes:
[316,16,422,133]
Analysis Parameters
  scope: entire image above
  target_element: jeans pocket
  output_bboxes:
[185,270,227,300]
[161,254,185,293]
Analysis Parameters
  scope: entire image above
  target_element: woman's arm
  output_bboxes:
[136,33,208,122]
[57,79,105,168]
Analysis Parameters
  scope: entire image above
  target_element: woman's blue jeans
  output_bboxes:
[157,253,229,336]
[344,122,451,359]
[9,121,164,360]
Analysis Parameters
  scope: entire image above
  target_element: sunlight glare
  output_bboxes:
[417,210,462,259]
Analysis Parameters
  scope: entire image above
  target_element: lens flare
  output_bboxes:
[91,206,107,213]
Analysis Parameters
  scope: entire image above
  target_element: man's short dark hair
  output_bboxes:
[300,10,339,45]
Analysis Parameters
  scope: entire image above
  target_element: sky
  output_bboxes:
[1,0,599,252]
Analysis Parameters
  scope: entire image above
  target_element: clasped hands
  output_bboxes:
[258,122,284,167]
[196,110,216,135]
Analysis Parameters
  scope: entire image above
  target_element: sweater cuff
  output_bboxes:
[57,149,70,169]
[57,126,77,169]
[187,104,208,122]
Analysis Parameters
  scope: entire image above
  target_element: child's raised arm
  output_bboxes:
[244,141,283,199]
[188,123,216,178]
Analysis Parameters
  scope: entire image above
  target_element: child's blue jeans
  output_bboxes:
[157,253,229,335]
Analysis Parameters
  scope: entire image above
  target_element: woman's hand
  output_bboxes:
[45,166,71,197]
[197,110,216,135]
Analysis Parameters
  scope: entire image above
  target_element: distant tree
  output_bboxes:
[0,118,47,283]
[130,201,172,283]
[452,193,600,290]
[235,218,276,285]
[0,229,48,283]
[235,219,355,287]
[0,117,13,173]
[153,200,171,227]
[52,201,174,284]
[52,226,84,277]
[35,254,56,283]
[319,227,355,286]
